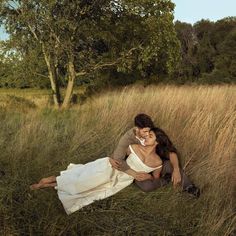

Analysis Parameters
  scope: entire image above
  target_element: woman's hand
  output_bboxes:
[133,172,153,181]
[171,168,182,187]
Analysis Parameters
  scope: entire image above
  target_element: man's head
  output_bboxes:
[134,113,154,138]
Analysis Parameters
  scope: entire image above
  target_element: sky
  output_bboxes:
[172,0,236,24]
[0,0,236,40]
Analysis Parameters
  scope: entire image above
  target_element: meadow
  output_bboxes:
[0,84,235,236]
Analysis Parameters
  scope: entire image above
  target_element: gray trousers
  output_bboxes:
[134,160,193,192]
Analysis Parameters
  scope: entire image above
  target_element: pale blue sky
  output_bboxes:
[0,26,8,40]
[173,0,236,24]
[0,1,235,40]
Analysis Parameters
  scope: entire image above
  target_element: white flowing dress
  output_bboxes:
[55,145,162,214]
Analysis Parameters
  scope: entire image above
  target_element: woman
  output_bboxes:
[30,129,163,215]
[135,127,200,198]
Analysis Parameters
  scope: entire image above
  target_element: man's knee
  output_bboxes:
[135,180,162,192]
[139,185,154,192]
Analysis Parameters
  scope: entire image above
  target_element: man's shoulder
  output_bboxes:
[122,127,139,145]
[124,127,136,138]
[118,127,136,143]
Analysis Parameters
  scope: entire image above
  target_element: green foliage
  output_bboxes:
[0,0,180,91]
[0,41,50,88]
[206,29,236,83]
[0,3,235,91]
[174,17,236,84]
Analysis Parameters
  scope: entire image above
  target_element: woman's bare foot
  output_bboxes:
[30,183,42,190]
[30,182,57,190]
[30,176,57,190]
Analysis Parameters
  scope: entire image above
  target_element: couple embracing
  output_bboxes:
[30,114,200,215]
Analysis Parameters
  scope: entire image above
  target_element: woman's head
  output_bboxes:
[143,129,158,146]
[146,127,177,160]
[144,127,166,146]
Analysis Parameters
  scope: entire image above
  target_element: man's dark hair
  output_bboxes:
[134,113,154,129]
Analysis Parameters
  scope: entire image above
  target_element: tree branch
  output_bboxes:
[33,72,48,79]
[75,46,140,77]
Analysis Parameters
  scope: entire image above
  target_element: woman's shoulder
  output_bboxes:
[128,144,140,154]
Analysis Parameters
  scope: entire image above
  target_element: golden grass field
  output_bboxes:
[0,84,235,235]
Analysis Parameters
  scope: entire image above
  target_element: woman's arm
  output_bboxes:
[169,152,180,170]
[169,152,181,186]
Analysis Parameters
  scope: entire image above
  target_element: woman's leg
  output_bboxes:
[39,176,56,184]
[30,176,57,190]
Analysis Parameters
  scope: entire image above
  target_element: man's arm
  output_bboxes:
[111,133,130,160]
[110,143,153,181]
[110,131,132,171]
[124,168,153,181]
[135,152,182,192]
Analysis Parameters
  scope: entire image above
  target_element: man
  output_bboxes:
[109,113,200,197]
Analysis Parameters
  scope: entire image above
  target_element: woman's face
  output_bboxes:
[144,130,158,146]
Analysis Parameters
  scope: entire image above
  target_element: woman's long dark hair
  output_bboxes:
[151,127,177,161]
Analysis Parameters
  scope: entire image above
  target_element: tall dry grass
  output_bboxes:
[0,84,235,235]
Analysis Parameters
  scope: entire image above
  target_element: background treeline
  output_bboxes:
[174,17,236,84]
[0,2,235,95]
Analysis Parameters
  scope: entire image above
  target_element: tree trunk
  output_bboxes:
[61,57,76,109]
[42,44,61,108]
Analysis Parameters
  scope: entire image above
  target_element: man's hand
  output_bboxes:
[134,172,153,181]
[171,168,182,187]
[109,158,120,169]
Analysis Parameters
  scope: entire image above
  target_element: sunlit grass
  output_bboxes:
[0,84,235,235]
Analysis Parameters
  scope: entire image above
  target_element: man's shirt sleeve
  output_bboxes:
[111,131,132,171]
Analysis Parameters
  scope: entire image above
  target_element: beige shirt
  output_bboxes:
[111,128,143,171]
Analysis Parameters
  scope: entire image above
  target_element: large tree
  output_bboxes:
[0,0,180,108]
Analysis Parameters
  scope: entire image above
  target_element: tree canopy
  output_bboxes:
[0,0,180,107]
[0,1,235,107]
